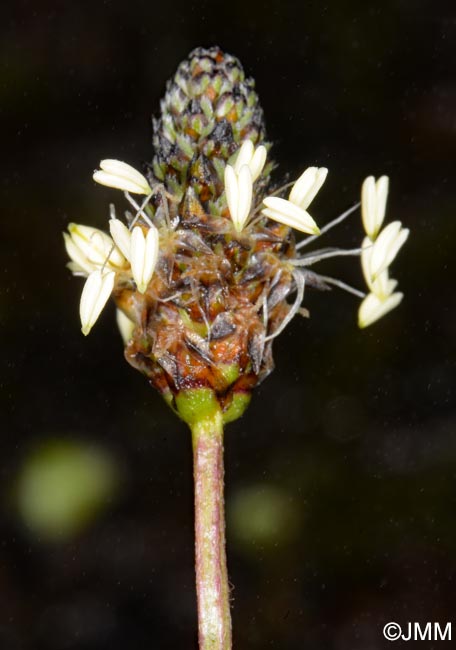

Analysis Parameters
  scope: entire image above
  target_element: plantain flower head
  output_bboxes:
[64,47,409,421]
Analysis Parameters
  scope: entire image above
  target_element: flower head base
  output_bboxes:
[64,47,409,421]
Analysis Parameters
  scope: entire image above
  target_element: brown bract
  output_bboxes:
[114,217,296,416]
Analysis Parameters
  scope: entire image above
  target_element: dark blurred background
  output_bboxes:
[2,0,456,648]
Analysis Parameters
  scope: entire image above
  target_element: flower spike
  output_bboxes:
[64,48,413,650]
[79,270,116,336]
[93,159,152,195]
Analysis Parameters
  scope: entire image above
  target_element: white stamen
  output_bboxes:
[79,270,115,336]
[249,146,267,182]
[224,165,239,225]
[237,166,253,230]
[93,159,151,195]
[358,291,403,328]
[361,175,389,240]
[369,221,409,279]
[130,226,159,294]
[361,237,397,298]
[262,196,320,235]
[289,167,328,210]
[109,219,132,260]
[65,223,126,275]
[224,164,253,232]
[234,140,254,174]
[64,233,96,276]
[234,141,267,182]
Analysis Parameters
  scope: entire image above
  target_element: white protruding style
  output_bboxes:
[361,175,389,240]
[79,270,116,336]
[93,160,152,195]
[130,226,159,294]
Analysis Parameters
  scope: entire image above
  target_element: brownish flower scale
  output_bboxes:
[114,46,298,425]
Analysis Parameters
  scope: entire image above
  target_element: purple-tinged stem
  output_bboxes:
[191,410,231,650]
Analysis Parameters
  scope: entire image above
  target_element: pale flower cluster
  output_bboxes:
[358,176,409,328]
[66,147,329,336]
[224,140,326,234]
[64,144,409,337]
[64,160,158,335]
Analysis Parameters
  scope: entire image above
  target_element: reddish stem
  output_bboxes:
[191,410,232,650]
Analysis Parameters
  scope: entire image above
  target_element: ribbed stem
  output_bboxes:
[191,409,232,650]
